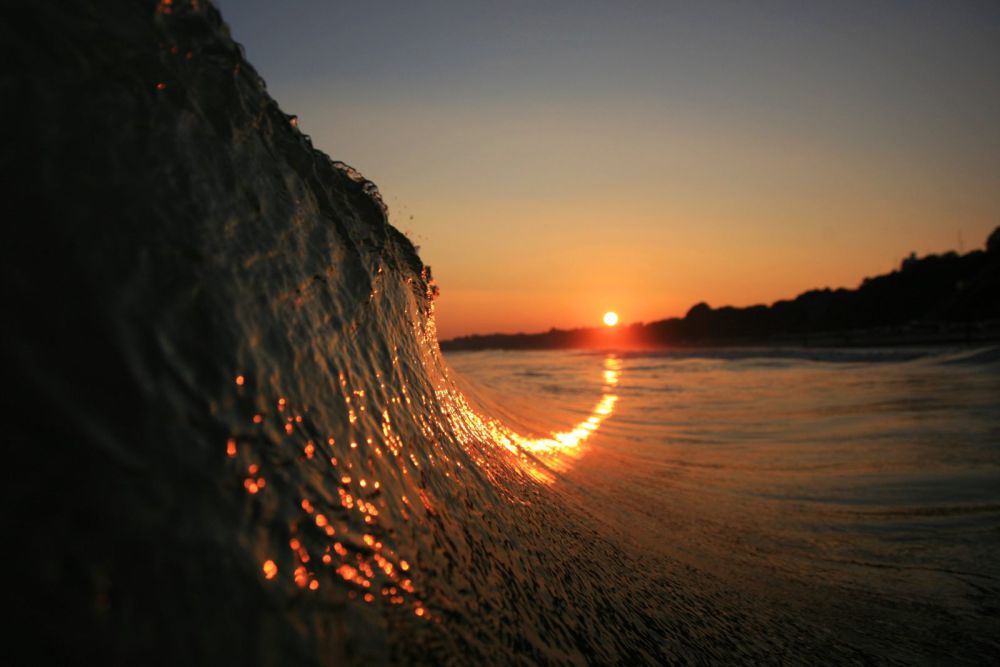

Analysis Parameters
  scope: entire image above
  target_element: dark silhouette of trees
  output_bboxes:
[442,227,1000,350]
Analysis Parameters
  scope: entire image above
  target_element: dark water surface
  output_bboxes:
[448,348,1000,664]
[3,2,999,664]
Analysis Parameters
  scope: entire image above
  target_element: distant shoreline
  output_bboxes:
[441,228,1000,352]
[441,321,1000,352]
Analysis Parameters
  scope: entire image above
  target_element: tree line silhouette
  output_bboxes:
[442,227,1000,350]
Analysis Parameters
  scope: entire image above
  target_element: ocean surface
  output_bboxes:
[4,2,999,665]
[447,348,1000,661]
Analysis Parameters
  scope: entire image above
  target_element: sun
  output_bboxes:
[603,311,619,327]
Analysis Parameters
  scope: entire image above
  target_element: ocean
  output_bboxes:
[3,2,999,664]
[448,348,1000,661]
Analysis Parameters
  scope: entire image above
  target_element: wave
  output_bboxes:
[0,2,656,664]
[935,345,1000,366]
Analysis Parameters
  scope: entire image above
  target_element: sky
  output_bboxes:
[220,1,1000,339]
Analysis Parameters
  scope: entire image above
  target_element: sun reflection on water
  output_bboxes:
[436,354,621,482]
[224,345,619,620]
[515,354,620,455]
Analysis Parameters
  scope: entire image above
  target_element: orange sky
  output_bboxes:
[223,2,1000,339]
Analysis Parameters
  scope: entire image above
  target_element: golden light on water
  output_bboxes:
[227,341,619,621]
[517,357,619,455]
[603,311,619,326]
[438,354,621,483]
[229,359,433,619]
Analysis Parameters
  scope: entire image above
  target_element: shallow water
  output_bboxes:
[447,347,1000,661]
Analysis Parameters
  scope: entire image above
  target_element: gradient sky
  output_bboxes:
[220,1,1000,339]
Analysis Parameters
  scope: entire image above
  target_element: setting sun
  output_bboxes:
[602,311,619,327]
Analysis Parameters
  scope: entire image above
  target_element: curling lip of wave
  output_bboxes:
[2,2,654,664]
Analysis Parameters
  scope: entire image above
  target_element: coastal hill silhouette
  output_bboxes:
[442,227,1000,351]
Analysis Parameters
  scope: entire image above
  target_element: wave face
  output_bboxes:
[0,2,652,664]
[4,2,999,665]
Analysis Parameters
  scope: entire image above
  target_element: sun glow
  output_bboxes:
[603,311,619,327]
[435,354,621,485]
[506,354,621,456]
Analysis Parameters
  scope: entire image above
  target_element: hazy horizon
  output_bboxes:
[221,1,1000,339]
